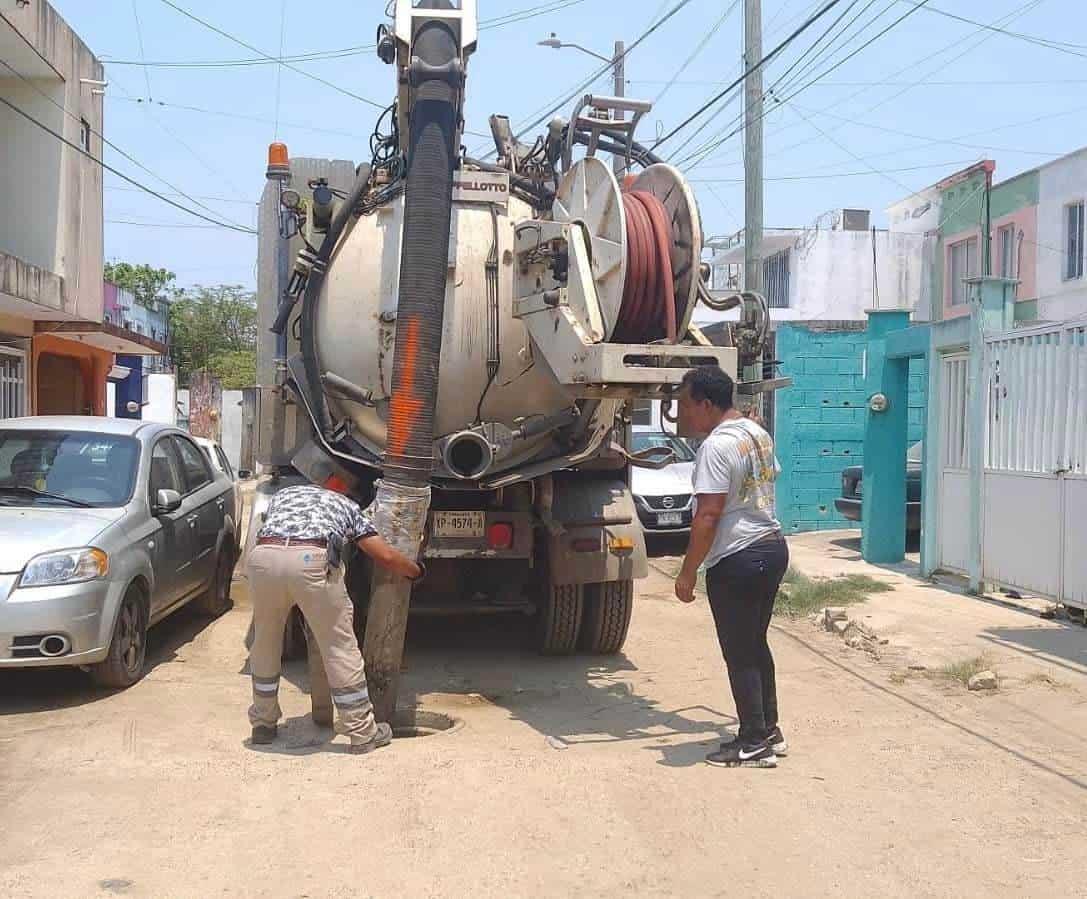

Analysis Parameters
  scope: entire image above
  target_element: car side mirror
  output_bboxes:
[237,469,252,480]
[154,488,182,514]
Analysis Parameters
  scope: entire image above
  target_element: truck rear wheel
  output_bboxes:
[538,582,583,654]
[580,580,633,654]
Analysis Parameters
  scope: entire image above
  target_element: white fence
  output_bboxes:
[0,346,27,419]
[977,322,1087,608]
[938,353,971,573]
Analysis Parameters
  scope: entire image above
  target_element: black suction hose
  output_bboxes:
[383,17,460,486]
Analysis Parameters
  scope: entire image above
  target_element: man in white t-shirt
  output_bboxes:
[673,366,789,769]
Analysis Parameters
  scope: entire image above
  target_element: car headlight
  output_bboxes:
[19,548,109,588]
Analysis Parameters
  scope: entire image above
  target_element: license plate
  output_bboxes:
[433,511,486,538]
[656,511,683,527]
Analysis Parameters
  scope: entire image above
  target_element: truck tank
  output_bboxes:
[251,0,777,716]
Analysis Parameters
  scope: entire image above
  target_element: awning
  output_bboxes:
[34,320,168,356]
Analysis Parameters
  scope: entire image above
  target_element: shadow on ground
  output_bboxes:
[397,613,735,767]
[0,601,232,716]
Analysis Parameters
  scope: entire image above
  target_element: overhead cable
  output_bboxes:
[0,57,251,229]
[650,0,852,152]
[156,0,385,109]
[0,94,257,234]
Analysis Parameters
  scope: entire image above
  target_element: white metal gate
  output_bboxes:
[0,346,27,419]
[939,352,971,573]
[982,322,1087,608]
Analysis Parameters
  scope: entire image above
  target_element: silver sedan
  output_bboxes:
[0,417,237,688]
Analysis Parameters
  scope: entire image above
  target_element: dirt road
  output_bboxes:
[2,552,1084,898]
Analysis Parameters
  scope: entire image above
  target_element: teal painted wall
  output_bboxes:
[775,322,926,533]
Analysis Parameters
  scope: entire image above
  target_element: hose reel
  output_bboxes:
[550,157,702,347]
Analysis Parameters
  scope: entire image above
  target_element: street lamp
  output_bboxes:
[538,32,626,174]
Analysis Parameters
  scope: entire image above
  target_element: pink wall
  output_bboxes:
[103,281,122,324]
[942,205,1038,319]
[992,204,1038,301]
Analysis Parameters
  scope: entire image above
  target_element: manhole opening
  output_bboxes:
[390,709,460,739]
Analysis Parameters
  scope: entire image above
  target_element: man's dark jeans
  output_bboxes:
[706,534,789,745]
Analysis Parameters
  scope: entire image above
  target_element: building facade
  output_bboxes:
[887,151,1087,326]
[1,1,161,419]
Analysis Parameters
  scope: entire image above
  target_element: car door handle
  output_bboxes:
[188,514,199,527]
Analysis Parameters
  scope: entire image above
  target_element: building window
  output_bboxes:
[79,118,91,152]
[763,250,790,309]
[948,236,978,306]
[1064,201,1084,281]
[998,225,1017,279]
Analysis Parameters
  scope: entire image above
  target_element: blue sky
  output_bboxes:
[49,0,1087,291]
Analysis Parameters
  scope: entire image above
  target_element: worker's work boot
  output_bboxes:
[347,722,393,755]
[251,724,277,745]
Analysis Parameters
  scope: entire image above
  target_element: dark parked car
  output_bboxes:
[835,441,923,532]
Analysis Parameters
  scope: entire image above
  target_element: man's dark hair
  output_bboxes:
[680,365,735,410]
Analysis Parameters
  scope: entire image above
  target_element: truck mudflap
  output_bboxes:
[544,476,648,585]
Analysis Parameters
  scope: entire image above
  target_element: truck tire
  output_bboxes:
[580,580,633,654]
[90,586,148,689]
[538,583,583,655]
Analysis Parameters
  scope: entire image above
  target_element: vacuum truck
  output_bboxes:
[250,0,775,713]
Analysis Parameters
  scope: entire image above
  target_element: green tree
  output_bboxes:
[104,262,176,308]
[169,284,258,388]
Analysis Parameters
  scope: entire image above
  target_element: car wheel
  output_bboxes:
[196,546,234,617]
[90,587,148,689]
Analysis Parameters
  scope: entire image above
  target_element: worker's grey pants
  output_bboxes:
[246,544,378,743]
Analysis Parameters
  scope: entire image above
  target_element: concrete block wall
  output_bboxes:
[774,322,926,533]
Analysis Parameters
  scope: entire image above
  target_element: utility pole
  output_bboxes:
[613,40,625,177]
[743,0,763,299]
[743,0,765,409]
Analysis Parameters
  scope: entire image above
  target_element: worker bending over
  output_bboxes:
[246,483,422,753]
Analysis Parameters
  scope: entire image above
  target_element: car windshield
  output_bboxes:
[907,441,923,463]
[630,432,696,463]
[0,430,139,508]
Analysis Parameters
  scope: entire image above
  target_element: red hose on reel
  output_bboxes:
[613,190,677,344]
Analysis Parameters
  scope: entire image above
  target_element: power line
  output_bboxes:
[667,0,883,163]
[109,71,251,201]
[479,0,698,159]
[111,94,491,141]
[651,0,853,152]
[629,77,1087,87]
[156,0,385,110]
[900,0,1087,58]
[112,95,371,139]
[678,0,962,169]
[106,185,257,206]
[689,158,976,182]
[108,0,592,68]
[0,93,256,234]
[652,0,741,106]
[273,0,287,139]
[0,56,251,229]
[130,0,154,100]
[107,219,224,229]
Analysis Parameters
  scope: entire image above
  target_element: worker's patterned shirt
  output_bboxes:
[257,485,378,545]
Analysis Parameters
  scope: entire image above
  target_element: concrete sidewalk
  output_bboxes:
[786,530,1087,691]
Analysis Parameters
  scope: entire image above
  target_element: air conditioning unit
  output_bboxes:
[840,209,871,231]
